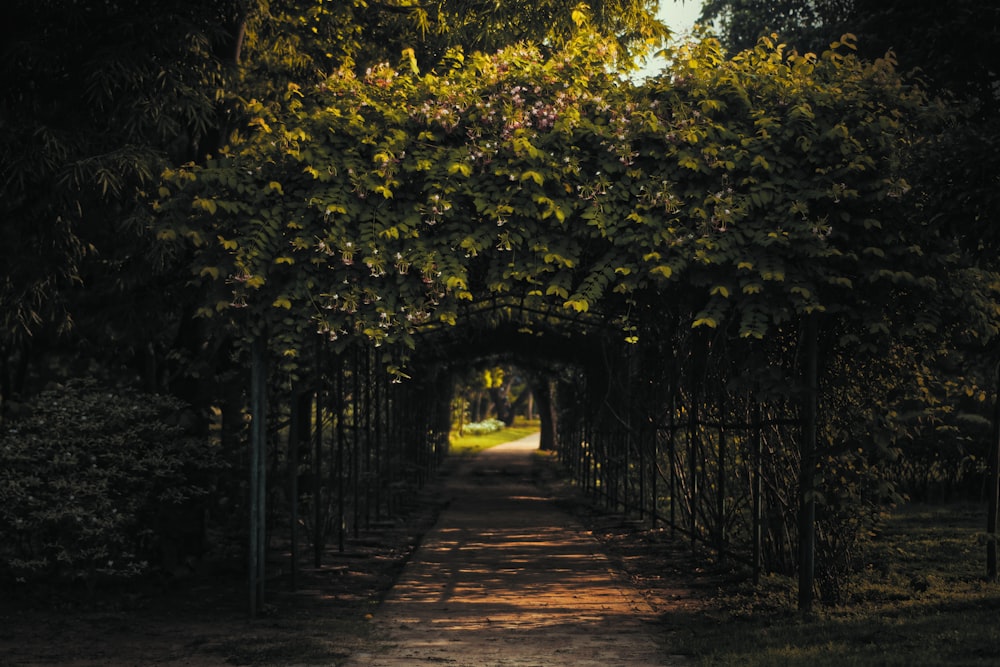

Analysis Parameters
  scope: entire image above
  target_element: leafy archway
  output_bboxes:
[159,27,987,359]
[157,27,998,610]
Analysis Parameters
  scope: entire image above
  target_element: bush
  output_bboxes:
[461,418,506,436]
[0,379,225,589]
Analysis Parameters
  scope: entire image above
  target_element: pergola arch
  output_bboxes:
[157,30,996,614]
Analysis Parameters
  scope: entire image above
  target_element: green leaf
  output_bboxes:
[710,285,730,298]
[520,170,545,186]
[863,247,886,258]
[193,197,217,214]
[402,47,419,74]
[651,265,673,278]
[545,284,569,299]
[448,162,472,177]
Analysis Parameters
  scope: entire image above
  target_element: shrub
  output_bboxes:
[0,379,225,589]
[461,418,506,436]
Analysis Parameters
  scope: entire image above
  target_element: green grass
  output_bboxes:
[673,503,1000,666]
[448,418,541,456]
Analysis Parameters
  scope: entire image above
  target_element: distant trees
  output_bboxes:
[699,1,999,116]
[453,365,534,429]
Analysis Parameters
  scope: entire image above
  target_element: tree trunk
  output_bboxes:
[534,379,558,451]
[488,382,512,425]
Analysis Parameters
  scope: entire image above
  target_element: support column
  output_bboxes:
[752,400,763,586]
[987,361,1000,581]
[248,334,267,617]
[798,316,818,613]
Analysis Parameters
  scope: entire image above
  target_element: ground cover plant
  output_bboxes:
[458,417,507,436]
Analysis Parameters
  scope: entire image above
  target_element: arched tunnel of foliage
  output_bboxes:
[148,27,1000,611]
[5,13,999,614]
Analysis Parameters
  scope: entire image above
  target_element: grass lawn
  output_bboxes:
[673,503,1000,665]
[448,418,541,456]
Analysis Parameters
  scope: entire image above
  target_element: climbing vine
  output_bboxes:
[156,28,997,372]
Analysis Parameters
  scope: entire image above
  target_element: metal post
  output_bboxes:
[689,396,698,552]
[648,424,656,527]
[335,355,346,553]
[313,337,324,568]
[752,400,763,586]
[717,416,726,557]
[364,346,373,528]
[798,315,818,613]
[248,334,267,617]
[987,361,1000,581]
[638,426,645,521]
[374,354,383,521]
[352,346,362,538]
[287,392,300,591]
[669,394,676,537]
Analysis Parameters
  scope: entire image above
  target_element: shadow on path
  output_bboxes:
[344,433,687,666]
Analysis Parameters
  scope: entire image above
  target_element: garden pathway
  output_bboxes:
[343,433,687,667]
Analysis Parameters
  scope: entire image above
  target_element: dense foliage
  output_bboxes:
[158,28,994,363]
[0,380,224,589]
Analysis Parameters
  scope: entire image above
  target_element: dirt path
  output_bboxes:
[344,434,687,667]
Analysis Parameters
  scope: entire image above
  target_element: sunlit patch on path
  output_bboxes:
[344,434,687,666]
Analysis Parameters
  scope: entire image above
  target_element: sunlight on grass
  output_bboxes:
[449,418,541,456]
